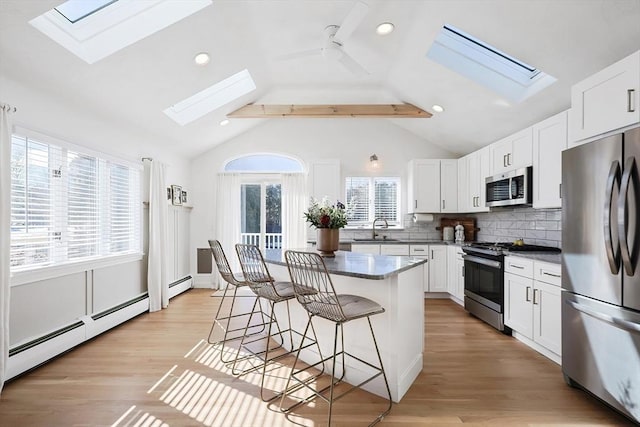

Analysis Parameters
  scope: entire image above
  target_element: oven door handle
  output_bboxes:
[463,254,502,269]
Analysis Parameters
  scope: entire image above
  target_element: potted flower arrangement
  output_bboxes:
[304,197,348,257]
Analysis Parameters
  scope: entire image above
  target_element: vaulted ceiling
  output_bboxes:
[1,0,639,159]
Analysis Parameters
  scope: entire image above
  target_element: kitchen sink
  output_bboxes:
[353,238,399,242]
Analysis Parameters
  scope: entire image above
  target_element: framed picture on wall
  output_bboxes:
[171,185,182,205]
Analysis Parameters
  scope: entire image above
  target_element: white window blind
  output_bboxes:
[345,177,400,226]
[10,134,142,270]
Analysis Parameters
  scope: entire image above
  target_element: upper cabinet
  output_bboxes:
[458,147,490,213]
[408,159,457,213]
[532,111,567,209]
[569,50,640,144]
[490,127,533,175]
[309,159,340,202]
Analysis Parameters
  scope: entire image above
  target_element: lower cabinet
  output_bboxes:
[350,244,381,254]
[427,245,448,292]
[447,245,465,304]
[504,256,562,363]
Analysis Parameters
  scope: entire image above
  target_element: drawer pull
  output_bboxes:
[510,264,525,269]
[542,271,561,278]
[413,249,425,252]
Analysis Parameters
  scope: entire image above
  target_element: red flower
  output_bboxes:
[320,214,331,227]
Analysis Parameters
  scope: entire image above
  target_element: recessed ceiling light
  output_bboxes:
[194,52,210,65]
[219,119,229,126]
[432,104,445,113]
[376,22,394,35]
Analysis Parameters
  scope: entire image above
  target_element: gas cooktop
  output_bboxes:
[471,242,561,252]
[463,241,561,257]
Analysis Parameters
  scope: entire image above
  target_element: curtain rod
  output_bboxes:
[1,103,17,113]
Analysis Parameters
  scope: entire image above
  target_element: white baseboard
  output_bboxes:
[84,298,150,339]
[512,331,561,365]
[7,325,86,380]
[169,277,193,299]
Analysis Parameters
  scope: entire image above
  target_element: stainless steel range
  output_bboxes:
[462,242,561,333]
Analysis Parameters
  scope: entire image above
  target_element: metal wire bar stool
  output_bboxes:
[207,240,266,363]
[233,244,323,402]
[282,250,392,427]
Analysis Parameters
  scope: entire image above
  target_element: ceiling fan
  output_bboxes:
[278,1,370,76]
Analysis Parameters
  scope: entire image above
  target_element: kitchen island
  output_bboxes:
[263,249,427,402]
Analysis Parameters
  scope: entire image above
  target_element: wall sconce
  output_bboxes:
[370,154,379,168]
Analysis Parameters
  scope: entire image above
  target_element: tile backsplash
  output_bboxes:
[470,207,562,248]
[333,207,562,248]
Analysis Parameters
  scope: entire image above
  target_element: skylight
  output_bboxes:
[164,69,257,126]
[426,24,556,103]
[30,0,212,64]
[55,0,118,24]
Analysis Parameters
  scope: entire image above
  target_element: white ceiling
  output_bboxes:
[1,0,639,159]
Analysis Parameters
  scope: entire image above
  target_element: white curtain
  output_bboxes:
[281,173,308,250]
[214,173,241,288]
[147,160,169,312]
[0,104,15,393]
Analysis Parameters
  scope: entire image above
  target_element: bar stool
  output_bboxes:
[282,250,392,427]
[233,244,322,402]
[207,240,265,363]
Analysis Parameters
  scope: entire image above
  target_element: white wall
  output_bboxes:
[0,75,191,193]
[1,75,193,346]
[189,118,456,286]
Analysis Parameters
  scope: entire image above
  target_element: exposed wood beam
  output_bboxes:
[227,103,432,118]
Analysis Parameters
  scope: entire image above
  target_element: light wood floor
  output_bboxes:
[0,289,633,426]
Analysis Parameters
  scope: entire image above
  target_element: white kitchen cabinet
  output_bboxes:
[504,271,534,338]
[532,111,567,209]
[504,256,562,363]
[467,146,491,212]
[428,245,448,292]
[309,159,341,203]
[490,127,533,174]
[457,155,470,212]
[440,160,458,212]
[380,244,409,256]
[446,245,465,304]
[408,159,440,213]
[569,50,639,144]
[410,244,430,292]
[350,244,380,255]
[407,159,457,213]
[352,243,410,256]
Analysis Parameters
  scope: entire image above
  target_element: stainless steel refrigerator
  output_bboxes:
[562,126,639,423]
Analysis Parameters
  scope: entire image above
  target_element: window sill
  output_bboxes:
[10,253,144,287]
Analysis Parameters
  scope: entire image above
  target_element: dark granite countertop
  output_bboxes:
[263,248,428,280]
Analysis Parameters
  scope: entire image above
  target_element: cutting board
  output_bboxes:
[437,217,478,242]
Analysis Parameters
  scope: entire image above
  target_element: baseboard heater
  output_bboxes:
[7,294,150,380]
[168,275,192,299]
[6,275,193,381]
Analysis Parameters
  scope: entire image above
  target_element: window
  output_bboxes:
[240,182,282,250]
[224,154,303,173]
[10,133,142,270]
[345,177,401,226]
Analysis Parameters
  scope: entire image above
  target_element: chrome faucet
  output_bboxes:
[372,217,389,240]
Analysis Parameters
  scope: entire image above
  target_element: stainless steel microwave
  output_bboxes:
[485,166,532,207]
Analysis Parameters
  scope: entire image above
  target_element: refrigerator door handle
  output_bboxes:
[604,160,622,274]
[618,156,637,276]
[566,299,640,333]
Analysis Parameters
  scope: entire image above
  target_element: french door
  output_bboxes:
[240,181,282,251]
